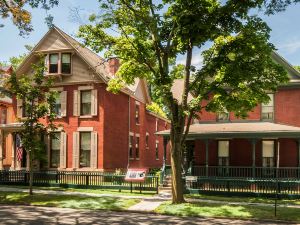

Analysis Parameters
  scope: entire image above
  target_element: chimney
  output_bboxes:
[108,58,120,76]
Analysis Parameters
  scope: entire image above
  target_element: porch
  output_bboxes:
[159,122,300,196]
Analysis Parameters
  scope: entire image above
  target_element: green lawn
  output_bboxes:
[156,201,300,222]
[0,185,156,197]
[0,192,140,210]
[185,194,300,205]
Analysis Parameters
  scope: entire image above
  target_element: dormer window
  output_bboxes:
[61,53,71,74]
[46,53,72,75]
[49,54,59,73]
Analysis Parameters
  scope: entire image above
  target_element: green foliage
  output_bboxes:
[156,201,300,222]
[8,57,57,169]
[77,0,293,203]
[294,66,300,72]
[146,102,167,118]
[0,192,140,210]
[0,0,59,35]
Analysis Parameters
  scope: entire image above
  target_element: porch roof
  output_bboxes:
[0,122,23,132]
[156,122,300,139]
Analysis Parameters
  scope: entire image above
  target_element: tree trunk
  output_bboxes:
[28,150,33,195]
[170,139,185,204]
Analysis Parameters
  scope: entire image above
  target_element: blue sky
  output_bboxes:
[1,1,300,66]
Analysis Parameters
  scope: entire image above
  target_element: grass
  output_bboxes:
[0,191,140,210]
[185,193,300,205]
[156,201,300,222]
[0,185,156,196]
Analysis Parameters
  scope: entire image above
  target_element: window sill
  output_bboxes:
[136,158,140,160]
[136,123,140,126]
[44,73,72,76]
[129,158,135,160]
[146,147,149,150]
[79,115,94,119]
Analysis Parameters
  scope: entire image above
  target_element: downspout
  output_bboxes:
[127,96,130,169]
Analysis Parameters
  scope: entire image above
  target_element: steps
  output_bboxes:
[158,175,172,198]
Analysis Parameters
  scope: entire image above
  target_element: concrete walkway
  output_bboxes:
[1,186,300,211]
[128,199,165,212]
[0,204,292,225]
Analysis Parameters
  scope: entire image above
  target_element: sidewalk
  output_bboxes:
[1,186,300,212]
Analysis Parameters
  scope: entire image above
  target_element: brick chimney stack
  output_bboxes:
[108,58,120,76]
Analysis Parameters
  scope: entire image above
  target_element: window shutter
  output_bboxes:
[16,99,23,118]
[91,89,98,116]
[44,54,49,75]
[61,91,67,117]
[60,132,67,168]
[90,131,98,169]
[72,132,79,168]
[73,90,79,116]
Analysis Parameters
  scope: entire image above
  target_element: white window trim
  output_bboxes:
[78,85,93,90]
[77,127,94,132]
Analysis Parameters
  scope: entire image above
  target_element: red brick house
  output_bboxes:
[159,53,300,179]
[0,65,14,169]
[0,27,170,171]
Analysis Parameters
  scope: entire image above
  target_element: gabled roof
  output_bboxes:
[15,26,152,104]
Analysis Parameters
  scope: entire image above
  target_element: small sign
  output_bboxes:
[186,176,198,182]
[125,168,147,182]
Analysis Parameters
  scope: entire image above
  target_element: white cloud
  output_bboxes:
[277,38,300,55]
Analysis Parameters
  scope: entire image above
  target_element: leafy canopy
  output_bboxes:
[8,57,57,163]
[0,0,59,35]
[78,0,288,119]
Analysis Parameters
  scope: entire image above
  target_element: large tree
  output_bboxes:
[78,0,296,203]
[8,58,57,195]
[0,0,59,35]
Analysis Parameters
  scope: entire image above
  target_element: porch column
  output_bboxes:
[0,130,3,170]
[10,133,15,170]
[297,139,300,178]
[298,139,300,167]
[205,139,209,177]
[251,139,257,178]
[276,139,280,178]
[163,136,168,168]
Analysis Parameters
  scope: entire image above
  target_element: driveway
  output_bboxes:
[0,204,292,225]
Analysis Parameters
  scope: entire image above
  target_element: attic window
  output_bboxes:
[49,54,59,73]
[61,53,71,74]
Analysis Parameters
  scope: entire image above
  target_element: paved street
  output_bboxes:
[0,204,293,225]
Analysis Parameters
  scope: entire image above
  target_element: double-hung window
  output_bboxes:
[81,90,92,116]
[262,94,274,120]
[155,141,159,160]
[53,92,62,116]
[129,134,134,159]
[50,132,60,168]
[49,54,59,73]
[218,141,229,167]
[1,108,7,124]
[262,140,274,168]
[135,103,140,124]
[61,53,71,74]
[136,136,140,159]
[145,133,149,149]
[80,132,91,167]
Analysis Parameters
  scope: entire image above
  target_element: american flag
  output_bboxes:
[16,134,23,162]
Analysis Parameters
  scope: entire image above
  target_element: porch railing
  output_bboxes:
[192,166,300,180]
[0,170,159,193]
